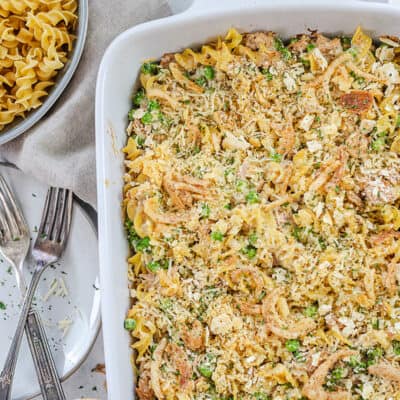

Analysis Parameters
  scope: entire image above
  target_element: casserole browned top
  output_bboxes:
[123,26,400,400]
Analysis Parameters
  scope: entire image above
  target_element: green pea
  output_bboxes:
[133,89,145,106]
[147,261,161,272]
[148,100,160,111]
[304,304,318,318]
[136,237,150,252]
[242,245,257,259]
[198,364,213,378]
[204,66,215,80]
[211,231,224,241]
[124,318,136,331]
[141,62,159,75]
[136,136,145,147]
[246,190,260,204]
[141,112,153,125]
[248,233,258,245]
[196,76,207,87]
[270,152,282,163]
[371,136,386,151]
[306,43,316,52]
[285,339,300,353]
[128,110,135,121]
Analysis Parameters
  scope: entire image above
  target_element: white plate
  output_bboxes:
[0,165,100,400]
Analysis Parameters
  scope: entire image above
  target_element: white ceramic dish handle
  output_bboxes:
[168,0,397,15]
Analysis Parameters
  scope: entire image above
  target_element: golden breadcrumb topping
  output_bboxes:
[123,27,400,400]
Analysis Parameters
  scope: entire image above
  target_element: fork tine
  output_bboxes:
[0,175,27,234]
[0,209,11,241]
[38,187,59,238]
[58,190,73,245]
[0,176,20,238]
[52,189,67,241]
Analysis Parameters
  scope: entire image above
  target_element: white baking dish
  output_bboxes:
[95,0,400,398]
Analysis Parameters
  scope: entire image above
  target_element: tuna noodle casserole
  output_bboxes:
[123,27,400,400]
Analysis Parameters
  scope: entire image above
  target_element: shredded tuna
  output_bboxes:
[160,53,175,68]
[242,31,276,51]
[137,370,155,400]
[181,320,205,351]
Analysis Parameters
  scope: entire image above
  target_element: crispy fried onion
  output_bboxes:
[262,288,316,339]
[150,338,167,399]
[236,300,262,316]
[368,361,400,382]
[181,320,205,351]
[163,173,212,210]
[369,230,400,246]
[309,159,342,193]
[136,370,155,400]
[169,62,204,93]
[384,261,398,296]
[310,52,351,90]
[165,342,193,390]
[150,338,194,399]
[143,197,186,225]
[230,266,264,298]
[276,117,296,156]
[302,350,357,400]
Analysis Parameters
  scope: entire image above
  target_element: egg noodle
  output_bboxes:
[123,27,400,400]
[0,0,77,131]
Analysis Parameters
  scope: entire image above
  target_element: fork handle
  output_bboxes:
[25,310,66,400]
[0,266,45,399]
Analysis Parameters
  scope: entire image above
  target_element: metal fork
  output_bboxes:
[0,176,69,400]
[0,184,73,400]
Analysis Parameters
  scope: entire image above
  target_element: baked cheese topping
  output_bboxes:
[123,27,400,400]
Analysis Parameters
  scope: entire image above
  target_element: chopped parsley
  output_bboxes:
[371,132,387,152]
[306,43,316,52]
[274,37,292,60]
[261,68,273,81]
[269,151,282,163]
[196,76,207,87]
[253,393,271,400]
[393,340,400,355]
[201,203,211,218]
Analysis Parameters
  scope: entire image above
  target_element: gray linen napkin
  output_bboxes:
[0,0,172,207]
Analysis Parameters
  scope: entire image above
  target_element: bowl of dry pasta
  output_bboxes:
[0,0,88,145]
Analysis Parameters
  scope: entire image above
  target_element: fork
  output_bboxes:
[0,176,69,400]
[0,184,73,400]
